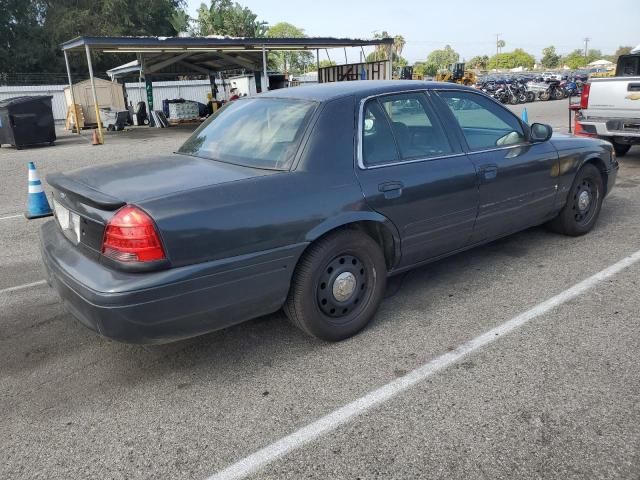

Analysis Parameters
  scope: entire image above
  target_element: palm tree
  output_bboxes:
[393,35,406,57]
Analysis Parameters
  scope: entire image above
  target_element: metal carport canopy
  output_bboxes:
[60,35,394,144]
[61,35,394,73]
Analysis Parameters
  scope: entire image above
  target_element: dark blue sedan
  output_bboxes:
[40,81,618,343]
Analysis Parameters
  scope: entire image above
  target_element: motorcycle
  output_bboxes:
[547,80,565,100]
[563,79,582,97]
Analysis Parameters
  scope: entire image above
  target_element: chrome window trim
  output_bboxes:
[357,89,458,170]
[356,88,532,170]
[433,87,530,153]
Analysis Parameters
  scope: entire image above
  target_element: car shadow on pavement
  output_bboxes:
[1,189,635,412]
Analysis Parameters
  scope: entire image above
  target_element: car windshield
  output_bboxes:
[178,97,317,170]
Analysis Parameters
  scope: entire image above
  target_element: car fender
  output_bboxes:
[304,210,402,268]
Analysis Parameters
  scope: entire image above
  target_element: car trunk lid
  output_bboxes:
[47,154,275,208]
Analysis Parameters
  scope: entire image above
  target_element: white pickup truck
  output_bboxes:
[577,45,640,156]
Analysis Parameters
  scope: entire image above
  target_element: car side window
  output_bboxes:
[362,100,399,166]
[439,91,525,150]
[378,93,453,159]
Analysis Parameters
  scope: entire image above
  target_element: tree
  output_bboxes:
[0,0,184,78]
[541,46,560,68]
[318,60,336,69]
[196,0,266,37]
[366,31,409,71]
[561,48,602,69]
[266,22,313,74]
[468,55,489,70]
[169,9,191,34]
[393,35,406,57]
[413,61,438,77]
[487,48,535,70]
[608,46,633,63]
[426,45,460,69]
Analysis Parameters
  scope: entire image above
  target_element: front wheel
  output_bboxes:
[284,230,387,341]
[546,164,604,236]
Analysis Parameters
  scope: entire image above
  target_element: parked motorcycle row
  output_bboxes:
[474,74,587,104]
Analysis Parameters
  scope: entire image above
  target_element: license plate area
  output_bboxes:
[53,199,81,244]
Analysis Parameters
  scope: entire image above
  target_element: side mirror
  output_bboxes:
[529,123,553,142]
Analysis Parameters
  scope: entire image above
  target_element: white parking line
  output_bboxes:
[206,248,640,480]
[0,280,47,295]
[0,214,22,221]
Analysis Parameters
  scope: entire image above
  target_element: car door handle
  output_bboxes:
[378,181,404,199]
[478,164,498,183]
[628,83,640,92]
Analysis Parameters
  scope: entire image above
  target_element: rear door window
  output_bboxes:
[378,93,453,159]
[438,91,525,150]
[362,100,399,166]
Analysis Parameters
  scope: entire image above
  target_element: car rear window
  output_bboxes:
[178,97,317,170]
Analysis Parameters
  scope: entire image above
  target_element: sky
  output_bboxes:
[185,0,639,64]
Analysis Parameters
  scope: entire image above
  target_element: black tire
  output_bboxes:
[526,92,536,102]
[612,142,631,157]
[284,229,387,341]
[546,164,604,236]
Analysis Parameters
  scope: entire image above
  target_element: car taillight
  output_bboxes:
[102,205,166,263]
[580,83,591,109]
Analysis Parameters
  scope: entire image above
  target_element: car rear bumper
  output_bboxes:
[579,117,640,139]
[40,220,305,344]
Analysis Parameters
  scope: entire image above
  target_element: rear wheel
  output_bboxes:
[284,230,387,341]
[546,164,604,236]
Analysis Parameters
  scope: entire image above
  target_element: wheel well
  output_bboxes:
[346,221,397,269]
[307,221,397,270]
[584,157,609,194]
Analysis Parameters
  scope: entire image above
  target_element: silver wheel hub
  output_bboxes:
[578,190,591,211]
[332,272,357,302]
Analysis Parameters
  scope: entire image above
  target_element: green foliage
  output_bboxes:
[487,48,535,70]
[266,22,313,74]
[561,49,602,69]
[541,46,560,68]
[196,0,267,37]
[169,9,191,33]
[413,61,438,77]
[426,45,460,69]
[366,32,408,71]
[366,51,407,71]
[608,46,633,63]
[318,60,336,69]
[468,55,489,70]
[0,0,183,76]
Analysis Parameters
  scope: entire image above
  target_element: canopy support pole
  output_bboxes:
[316,49,320,83]
[84,44,104,144]
[63,50,81,136]
[262,44,269,92]
[386,43,393,80]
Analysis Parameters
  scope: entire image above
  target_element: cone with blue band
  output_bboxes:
[521,108,529,124]
[25,162,53,219]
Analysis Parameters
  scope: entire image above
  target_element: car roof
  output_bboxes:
[259,80,474,102]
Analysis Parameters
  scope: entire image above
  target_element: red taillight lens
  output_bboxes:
[580,83,591,109]
[102,205,166,263]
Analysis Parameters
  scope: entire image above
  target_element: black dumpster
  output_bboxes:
[0,96,56,149]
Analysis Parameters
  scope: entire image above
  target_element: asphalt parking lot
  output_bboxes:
[1,99,639,480]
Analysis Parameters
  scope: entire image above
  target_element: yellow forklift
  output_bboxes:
[435,62,476,85]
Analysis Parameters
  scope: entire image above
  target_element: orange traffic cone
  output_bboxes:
[91,129,100,145]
